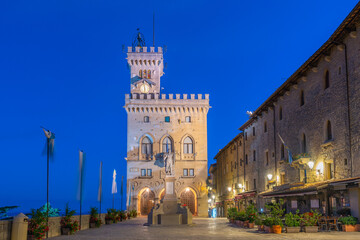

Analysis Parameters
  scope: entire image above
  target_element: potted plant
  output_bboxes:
[89,207,102,228]
[339,216,358,232]
[235,211,245,227]
[245,204,257,228]
[227,207,237,223]
[266,200,284,234]
[105,209,116,224]
[255,214,265,231]
[130,209,137,218]
[27,208,49,240]
[263,217,273,233]
[60,204,79,235]
[300,210,321,233]
[285,210,301,233]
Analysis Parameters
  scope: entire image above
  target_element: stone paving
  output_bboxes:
[51,217,360,240]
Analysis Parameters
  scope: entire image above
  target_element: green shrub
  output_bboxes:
[89,207,102,227]
[245,204,257,223]
[227,207,237,219]
[265,200,285,227]
[235,211,246,221]
[339,216,358,226]
[300,210,321,226]
[285,210,301,227]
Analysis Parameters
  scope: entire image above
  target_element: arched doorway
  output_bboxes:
[180,188,197,215]
[139,188,155,215]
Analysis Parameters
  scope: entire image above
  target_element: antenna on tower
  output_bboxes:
[153,11,155,47]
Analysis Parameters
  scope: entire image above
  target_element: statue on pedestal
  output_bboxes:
[164,152,174,176]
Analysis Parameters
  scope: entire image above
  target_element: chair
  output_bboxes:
[318,217,328,231]
[328,218,339,231]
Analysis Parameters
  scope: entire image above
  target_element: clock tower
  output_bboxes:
[126,30,164,94]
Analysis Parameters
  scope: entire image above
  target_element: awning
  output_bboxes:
[261,191,318,198]
[235,191,256,199]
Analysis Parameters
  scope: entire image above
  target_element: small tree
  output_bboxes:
[285,210,301,227]
[28,208,49,240]
[60,204,79,234]
[265,199,285,227]
[89,207,102,227]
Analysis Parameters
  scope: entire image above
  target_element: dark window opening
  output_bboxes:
[300,90,305,106]
[324,70,330,89]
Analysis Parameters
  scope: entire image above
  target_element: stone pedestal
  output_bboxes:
[147,176,192,225]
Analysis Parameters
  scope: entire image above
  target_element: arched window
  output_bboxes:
[281,144,285,159]
[326,121,332,140]
[162,137,173,153]
[148,70,151,79]
[183,137,193,154]
[144,116,149,123]
[301,134,307,153]
[324,70,330,89]
[143,70,147,79]
[139,70,142,78]
[141,137,152,155]
[279,107,283,120]
[300,90,305,106]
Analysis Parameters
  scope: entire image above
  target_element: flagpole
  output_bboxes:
[99,161,102,219]
[121,176,124,211]
[46,137,49,239]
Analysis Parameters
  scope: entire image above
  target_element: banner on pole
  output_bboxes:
[112,169,117,194]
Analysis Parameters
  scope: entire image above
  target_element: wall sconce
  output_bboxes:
[186,187,190,192]
[227,187,232,192]
[212,195,215,199]
[267,174,273,181]
[238,183,243,188]
[208,199,211,203]
[308,160,314,170]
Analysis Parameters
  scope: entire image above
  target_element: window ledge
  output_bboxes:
[138,176,153,179]
[182,175,195,178]
[322,139,334,147]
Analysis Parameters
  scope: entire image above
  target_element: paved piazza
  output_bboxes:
[49,217,360,240]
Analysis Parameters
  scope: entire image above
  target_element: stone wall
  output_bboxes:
[0,214,106,240]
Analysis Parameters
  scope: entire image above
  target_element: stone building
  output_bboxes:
[124,32,210,217]
[213,2,360,218]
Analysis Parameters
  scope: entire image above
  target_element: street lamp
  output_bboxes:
[267,174,273,181]
[238,183,243,188]
[227,187,231,192]
[212,195,215,199]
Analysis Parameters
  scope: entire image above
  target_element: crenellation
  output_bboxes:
[176,94,180,99]
[183,94,188,100]
[169,94,173,99]
[191,94,195,100]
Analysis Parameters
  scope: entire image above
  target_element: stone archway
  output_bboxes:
[180,188,197,215]
[138,188,155,216]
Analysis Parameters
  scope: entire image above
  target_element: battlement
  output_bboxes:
[125,93,209,100]
[127,46,162,53]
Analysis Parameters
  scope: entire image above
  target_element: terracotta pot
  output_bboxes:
[286,226,300,233]
[264,225,272,233]
[355,224,360,232]
[244,220,249,228]
[239,221,244,227]
[248,222,255,229]
[343,225,356,232]
[304,226,318,233]
[61,227,71,235]
[272,225,282,234]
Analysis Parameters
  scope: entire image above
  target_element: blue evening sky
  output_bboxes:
[1,0,358,214]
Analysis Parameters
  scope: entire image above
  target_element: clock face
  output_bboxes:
[140,83,150,93]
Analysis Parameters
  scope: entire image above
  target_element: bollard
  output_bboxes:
[11,213,28,240]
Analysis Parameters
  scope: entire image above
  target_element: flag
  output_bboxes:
[112,169,117,194]
[77,150,86,201]
[42,128,55,159]
[97,161,103,202]
[278,133,293,164]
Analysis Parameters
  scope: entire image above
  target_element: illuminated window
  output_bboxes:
[183,137,193,154]
[147,169,152,176]
[143,70,147,78]
[162,137,172,153]
[189,169,194,176]
[144,116,149,122]
[183,169,188,176]
[139,70,142,78]
[141,137,152,155]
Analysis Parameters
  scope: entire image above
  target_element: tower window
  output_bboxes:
[189,168,194,176]
[245,154,248,165]
[141,137,152,155]
[326,120,332,140]
[252,127,255,136]
[281,144,285,159]
[279,107,283,120]
[266,151,269,166]
[143,70,147,79]
[139,70,142,78]
[245,132,247,140]
[183,137,194,154]
[253,179,257,189]
[165,116,170,122]
[301,133,307,153]
[324,70,330,89]
[300,90,305,106]
[253,150,256,161]
[185,116,191,122]
[147,169,152,176]
[148,70,151,79]
[144,116,149,123]
[183,169,188,176]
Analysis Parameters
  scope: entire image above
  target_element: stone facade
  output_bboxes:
[213,2,360,218]
[125,43,210,217]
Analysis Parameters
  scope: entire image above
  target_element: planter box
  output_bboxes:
[355,224,360,232]
[286,226,300,233]
[304,226,318,233]
[248,222,255,229]
[272,225,282,234]
[27,235,36,240]
[61,227,71,235]
[343,225,356,232]
[105,219,112,225]
[235,220,241,226]
[244,220,249,228]
[90,222,96,228]
[264,226,272,233]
